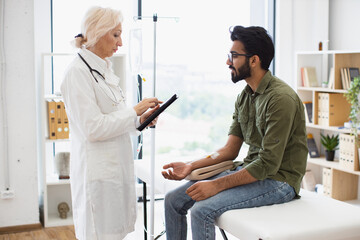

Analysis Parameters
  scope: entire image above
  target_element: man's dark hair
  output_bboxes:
[230,26,274,70]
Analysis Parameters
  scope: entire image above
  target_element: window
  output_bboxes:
[52,0,275,162]
[139,0,251,161]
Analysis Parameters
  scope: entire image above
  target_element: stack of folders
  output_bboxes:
[340,67,360,90]
[317,93,351,126]
[47,99,69,140]
[339,133,359,171]
[322,167,332,197]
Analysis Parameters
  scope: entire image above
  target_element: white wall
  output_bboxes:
[275,0,329,88]
[276,0,360,88]
[0,0,50,227]
[329,0,360,50]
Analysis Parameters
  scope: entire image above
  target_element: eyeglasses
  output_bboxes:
[227,52,252,64]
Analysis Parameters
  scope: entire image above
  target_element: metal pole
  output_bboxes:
[149,13,157,240]
[143,182,147,240]
[133,13,177,240]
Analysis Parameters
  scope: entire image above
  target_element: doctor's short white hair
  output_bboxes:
[74,6,123,48]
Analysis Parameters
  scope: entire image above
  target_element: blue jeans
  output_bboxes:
[164,166,296,240]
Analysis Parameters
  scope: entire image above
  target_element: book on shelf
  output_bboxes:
[340,67,360,90]
[348,67,360,86]
[300,67,305,87]
[344,68,350,90]
[47,100,57,139]
[307,133,320,158]
[303,101,313,123]
[340,68,346,90]
[328,67,335,89]
[301,67,318,87]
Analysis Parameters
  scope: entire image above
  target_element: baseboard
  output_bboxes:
[0,223,42,234]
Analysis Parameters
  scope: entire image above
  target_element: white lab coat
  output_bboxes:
[60,48,138,240]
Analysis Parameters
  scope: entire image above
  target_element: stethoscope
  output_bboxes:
[78,53,124,105]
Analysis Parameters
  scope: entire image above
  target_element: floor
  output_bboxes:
[0,199,238,240]
[0,226,76,240]
[126,197,238,240]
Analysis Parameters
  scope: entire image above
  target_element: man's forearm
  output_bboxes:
[188,135,243,171]
[188,150,233,171]
[213,168,257,192]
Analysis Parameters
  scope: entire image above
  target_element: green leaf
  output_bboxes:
[320,133,339,151]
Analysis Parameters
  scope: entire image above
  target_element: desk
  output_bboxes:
[134,159,186,240]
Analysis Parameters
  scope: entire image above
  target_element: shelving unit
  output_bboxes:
[295,50,360,204]
[36,53,127,227]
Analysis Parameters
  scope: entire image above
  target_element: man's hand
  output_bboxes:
[162,162,192,180]
[185,180,221,201]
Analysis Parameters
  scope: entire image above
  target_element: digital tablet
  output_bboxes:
[137,94,178,131]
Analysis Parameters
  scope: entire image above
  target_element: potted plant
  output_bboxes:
[320,134,339,161]
[344,76,360,136]
[344,76,360,166]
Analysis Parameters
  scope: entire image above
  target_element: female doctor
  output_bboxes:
[60,6,161,240]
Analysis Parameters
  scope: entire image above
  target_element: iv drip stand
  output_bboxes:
[150,14,157,240]
[133,14,178,240]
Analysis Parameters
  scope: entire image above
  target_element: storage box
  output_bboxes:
[339,133,359,171]
[317,92,351,126]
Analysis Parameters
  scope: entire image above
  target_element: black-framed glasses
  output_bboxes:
[227,52,252,64]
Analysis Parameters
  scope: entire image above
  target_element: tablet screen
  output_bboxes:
[137,94,178,131]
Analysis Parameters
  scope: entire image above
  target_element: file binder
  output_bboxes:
[55,100,64,139]
[317,93,351,126]
[61,101,69,139]
[47,100,57,139]
[339,133,359,171]
[322,168,332,197]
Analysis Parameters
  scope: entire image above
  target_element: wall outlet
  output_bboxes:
[1,190,15,199]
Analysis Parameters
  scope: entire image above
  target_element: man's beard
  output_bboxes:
[230,60,251,83]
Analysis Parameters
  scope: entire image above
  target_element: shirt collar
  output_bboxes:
[79,47,112,75]
[245,70,272,96]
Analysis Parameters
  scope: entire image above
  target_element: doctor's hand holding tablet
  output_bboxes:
[136,94,179,131]
[134,97,163,129]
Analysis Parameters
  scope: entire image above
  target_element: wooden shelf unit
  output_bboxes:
[296,50,360,203]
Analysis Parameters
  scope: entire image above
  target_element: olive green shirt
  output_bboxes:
[229,71,308,195]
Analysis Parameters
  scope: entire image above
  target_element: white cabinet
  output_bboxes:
[36,53,126,227]
[295,50,360,205]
